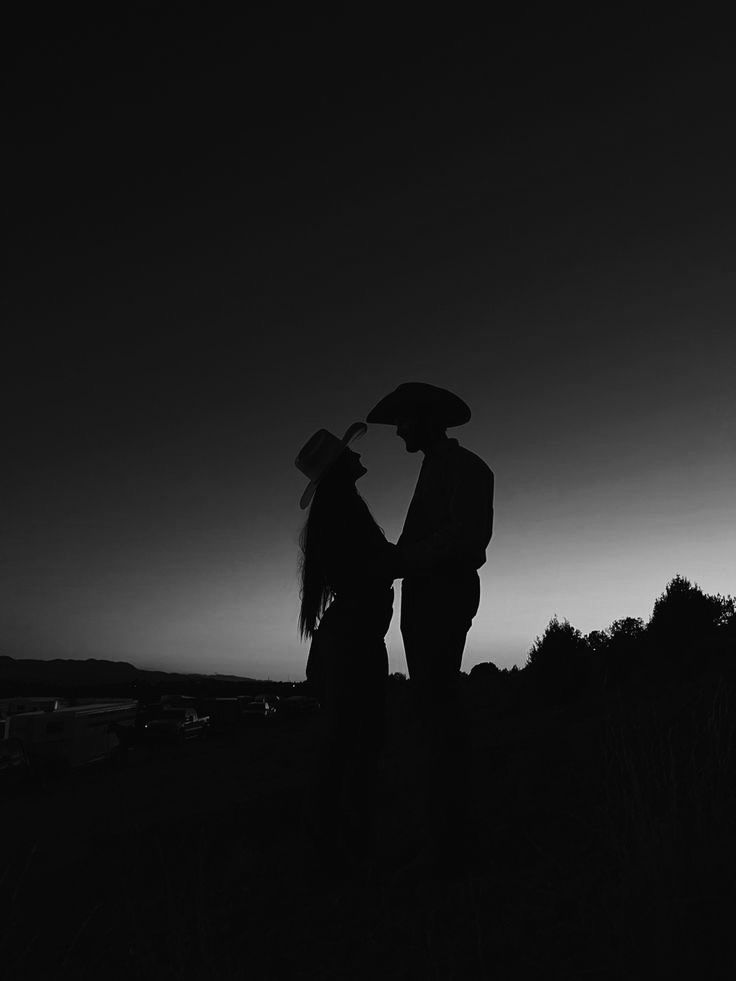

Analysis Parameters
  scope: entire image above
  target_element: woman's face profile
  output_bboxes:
[343,448,367,482]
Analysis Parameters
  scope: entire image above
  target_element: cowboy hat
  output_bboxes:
[366,382,471,427]
[295,421,367,510]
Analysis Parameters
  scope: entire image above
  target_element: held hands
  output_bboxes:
[384,542,406,581]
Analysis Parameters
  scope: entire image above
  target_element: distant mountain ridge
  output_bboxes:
[0,656,258,685]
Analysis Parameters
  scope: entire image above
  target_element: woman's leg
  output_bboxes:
[303,627,351,873]
[339,643,388,864]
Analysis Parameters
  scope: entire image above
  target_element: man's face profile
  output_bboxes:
[396,416,424,453]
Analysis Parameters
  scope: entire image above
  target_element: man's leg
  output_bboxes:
[400,574,481,867]
[401,572,480,727]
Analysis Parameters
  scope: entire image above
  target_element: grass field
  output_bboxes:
[2,668,736,980]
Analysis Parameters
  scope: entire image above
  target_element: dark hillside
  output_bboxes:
[0,655,273,701]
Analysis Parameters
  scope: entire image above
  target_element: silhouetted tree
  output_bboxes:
[586,629,609,657]
[722,602,736,646]
[647,575,734,675]
[525,616,591,700]
[610,617,646,644]
[588,617,645,689]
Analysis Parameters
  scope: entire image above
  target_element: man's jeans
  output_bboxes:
[400,571,481,857]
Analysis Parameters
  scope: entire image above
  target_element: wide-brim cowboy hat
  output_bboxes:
[295,421,367,510]
[366,382,471,427]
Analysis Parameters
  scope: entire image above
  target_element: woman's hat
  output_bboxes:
[366,382,471,427]
[295,421,367,510]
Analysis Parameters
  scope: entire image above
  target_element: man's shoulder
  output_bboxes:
[449,441,494,480]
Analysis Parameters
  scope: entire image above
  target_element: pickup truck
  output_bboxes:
[144,707,210,741]
[242,694,279,722]
[277,695,320,718]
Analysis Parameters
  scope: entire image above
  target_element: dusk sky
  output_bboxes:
[5,12,735,679]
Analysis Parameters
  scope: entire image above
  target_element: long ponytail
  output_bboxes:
[298,456,382,638]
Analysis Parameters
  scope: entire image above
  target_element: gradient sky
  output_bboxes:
[4,13,735,678]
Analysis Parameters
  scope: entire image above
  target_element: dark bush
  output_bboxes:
[469,661,501,683]
[389,671,408,684]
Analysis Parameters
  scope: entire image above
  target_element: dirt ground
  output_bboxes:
[2,680,735,980]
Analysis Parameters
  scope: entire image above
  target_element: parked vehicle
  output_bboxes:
[0,696,64,717]
[6,699,138,769]
[161,694,199,710]
[144,707,210,741]
[277,696,320,718]
[242,694,279,721]
[0,737,31,785]
[202,697,243,730]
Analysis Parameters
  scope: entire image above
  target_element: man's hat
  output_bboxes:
[295,421,367,510]
[366,382,471,427]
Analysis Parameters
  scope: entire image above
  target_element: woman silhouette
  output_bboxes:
[295,422,396,874]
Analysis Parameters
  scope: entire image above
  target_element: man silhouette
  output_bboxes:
[367,382,494,870]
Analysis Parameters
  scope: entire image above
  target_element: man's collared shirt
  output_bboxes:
[398,437,494,578]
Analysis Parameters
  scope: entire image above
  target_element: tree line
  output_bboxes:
[468,575,736,703]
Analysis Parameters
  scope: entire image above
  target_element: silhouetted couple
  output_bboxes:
[295,382,494,879]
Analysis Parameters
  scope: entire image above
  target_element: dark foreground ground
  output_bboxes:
[3,669,736,981]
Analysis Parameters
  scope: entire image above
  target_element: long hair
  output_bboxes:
[298,455,383,639]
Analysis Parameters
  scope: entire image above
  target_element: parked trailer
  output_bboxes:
[1,696,65,742]
[0,696,65,716]
[6,699,138,769]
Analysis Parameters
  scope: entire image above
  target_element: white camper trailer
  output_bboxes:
[6,699,138,769]
[0,697,64,741]
[0,696,64,716]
